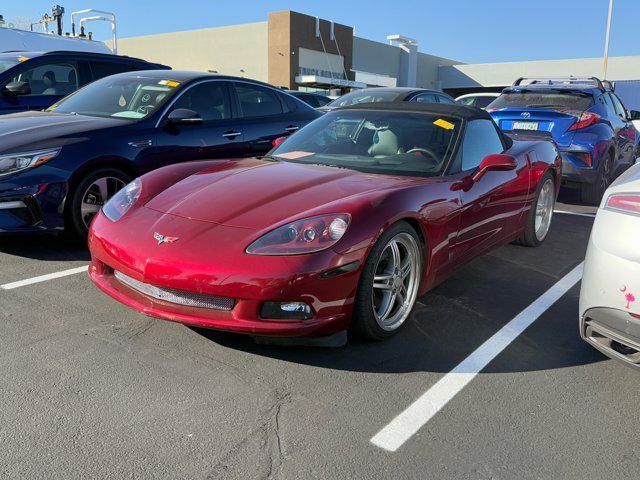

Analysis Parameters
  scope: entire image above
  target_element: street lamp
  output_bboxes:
[603,0,614,80]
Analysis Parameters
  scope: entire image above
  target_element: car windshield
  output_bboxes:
[271,110,460,177]
[46,75,182,119]
[489,90,593,111]
[327,90,401,108]
[0,54,26,74]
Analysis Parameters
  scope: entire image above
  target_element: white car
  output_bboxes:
[455,92,500,109]
[580,163,640,366]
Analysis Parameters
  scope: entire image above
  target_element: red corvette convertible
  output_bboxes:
[88,103,561,344]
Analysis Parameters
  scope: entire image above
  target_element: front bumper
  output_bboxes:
[88,210,365,338]
[0,166,69,233]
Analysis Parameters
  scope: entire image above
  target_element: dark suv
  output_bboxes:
[0,50,168,115]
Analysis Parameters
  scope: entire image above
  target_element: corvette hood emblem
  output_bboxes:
[153,232,179,245]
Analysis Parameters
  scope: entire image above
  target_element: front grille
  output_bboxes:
[114,271,235,311]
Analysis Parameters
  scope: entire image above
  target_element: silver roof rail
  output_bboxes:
[513,77,606,92]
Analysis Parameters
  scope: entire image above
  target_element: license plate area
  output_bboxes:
[512,121,539,130]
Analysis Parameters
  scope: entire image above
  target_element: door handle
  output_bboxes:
[285,125,299,133]
[222,130,241,139]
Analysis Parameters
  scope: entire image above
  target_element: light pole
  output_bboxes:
[603,0,614,80]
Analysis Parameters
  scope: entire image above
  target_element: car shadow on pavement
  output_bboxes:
[190,283,606,375]
[0,233,90,262]
[191,212,605,374]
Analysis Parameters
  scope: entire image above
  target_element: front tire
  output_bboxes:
[351,221,422,341]
[514,171,555,247]
[65,168,130,240]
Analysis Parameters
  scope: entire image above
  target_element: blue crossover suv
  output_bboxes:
[489,77,640,203]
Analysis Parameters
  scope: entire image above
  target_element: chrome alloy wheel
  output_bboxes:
[80,176,126,228]
[371,232,421,331]
[535,178,555,241]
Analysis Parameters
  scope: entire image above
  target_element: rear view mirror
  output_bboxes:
[166,108,202,125]
[3,81,31,96]
[630,110,640,121]
[472,154,517,182]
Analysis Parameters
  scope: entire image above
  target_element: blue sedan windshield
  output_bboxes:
[46,75,182,119]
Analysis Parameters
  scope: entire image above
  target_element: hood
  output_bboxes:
[144,158,412,229]
[0,111,131,153]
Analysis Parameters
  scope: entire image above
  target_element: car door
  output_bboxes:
[155,80,245,166]
[230,82,303,156]
[450,119,529,265]
[0,59,82,112]
[608,92,637,165]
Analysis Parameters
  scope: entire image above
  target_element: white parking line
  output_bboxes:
[1,266,88,290]
[554,210,596,218]
[370,262,584,452]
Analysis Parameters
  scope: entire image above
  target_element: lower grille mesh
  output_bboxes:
[114,271,235,311]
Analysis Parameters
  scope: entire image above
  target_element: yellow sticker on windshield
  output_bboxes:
[159,80,180,88]
[17,56,30,62]
[434,118,455,130]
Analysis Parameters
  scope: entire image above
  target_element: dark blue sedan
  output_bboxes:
[0,70,321,238]
[489,77,640,204]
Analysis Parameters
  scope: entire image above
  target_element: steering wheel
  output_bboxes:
[406,147,439,164]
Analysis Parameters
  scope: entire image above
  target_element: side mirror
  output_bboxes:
[629,110,640,121]
[3,81,31,96]
[471,153,517,182]
[166,108,202,126]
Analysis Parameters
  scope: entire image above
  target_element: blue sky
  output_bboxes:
[3,0,637,63]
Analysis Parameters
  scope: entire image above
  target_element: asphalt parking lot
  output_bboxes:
[0,189,636,479]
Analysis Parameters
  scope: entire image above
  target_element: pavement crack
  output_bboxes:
[205,389,292,480]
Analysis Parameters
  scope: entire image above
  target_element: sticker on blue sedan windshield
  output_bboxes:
[158,80,180,88]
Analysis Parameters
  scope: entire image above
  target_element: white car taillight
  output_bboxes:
[605,193,640,215]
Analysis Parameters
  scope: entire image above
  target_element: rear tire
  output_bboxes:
[514,171,555,247]
[581,151,613,205]
[351,221,422,341]
[65,168,130,241]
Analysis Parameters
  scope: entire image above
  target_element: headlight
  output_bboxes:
[246,213,350,255]
[0,148,61,177]
[102,179,142,222]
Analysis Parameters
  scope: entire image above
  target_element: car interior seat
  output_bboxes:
[368,128,405,157]
[41,71,58,95]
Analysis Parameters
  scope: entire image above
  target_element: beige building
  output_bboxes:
[115,10,459,94]
[115,9,640,98]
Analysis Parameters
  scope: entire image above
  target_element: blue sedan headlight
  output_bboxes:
[0,148,61,177]
[102,178,142,222]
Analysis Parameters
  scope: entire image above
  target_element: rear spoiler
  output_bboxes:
[512,77,610,92]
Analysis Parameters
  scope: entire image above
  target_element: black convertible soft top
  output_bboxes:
[338,101,491,121]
